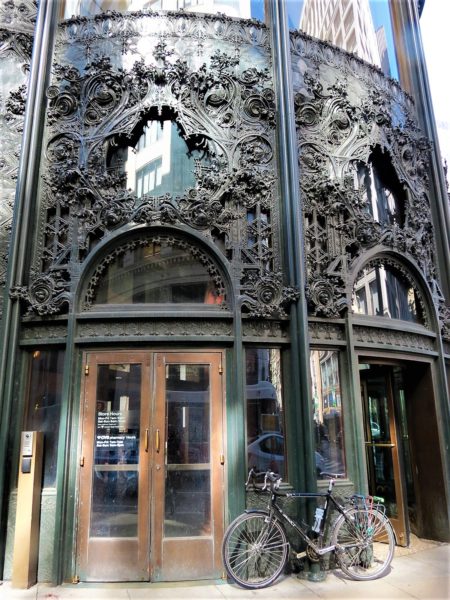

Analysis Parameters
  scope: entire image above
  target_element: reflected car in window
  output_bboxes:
[371,421,381,438]
[248,433,325,478]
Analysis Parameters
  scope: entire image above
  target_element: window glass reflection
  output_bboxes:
[63,0,265,21]
[25,350,64,487]
[299,0,399,80]
[123,121,202,199]
[90,364,141,538]
[355,150,405,227]
[107,120,206,199]
[310,350,346,479]
[246,349,286,478]
[93,240,224,306]
[164,364,211,537]
[352,263,424,324]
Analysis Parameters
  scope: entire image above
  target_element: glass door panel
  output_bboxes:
[77,353,150,582]
[90,364,141,537]
[360,364,408,545]
[152,352,224,582]
[164,364,211,538]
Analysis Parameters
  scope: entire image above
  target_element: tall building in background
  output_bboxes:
[0,0,449,587]
[376,25,391,77]
[300,0,382,68]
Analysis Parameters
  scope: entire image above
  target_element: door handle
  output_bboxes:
[145,429,149,452]
[365,442,395,447]
[155,428,160,453]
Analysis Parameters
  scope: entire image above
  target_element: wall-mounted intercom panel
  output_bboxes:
[12,430,43,589]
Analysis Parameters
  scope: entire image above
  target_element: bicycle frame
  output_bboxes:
[248,479,351,558]
[223,471,395,588]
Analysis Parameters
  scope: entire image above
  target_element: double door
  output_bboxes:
[76,350,225,582]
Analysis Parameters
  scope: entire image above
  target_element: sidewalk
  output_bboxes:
[1,543,448,600]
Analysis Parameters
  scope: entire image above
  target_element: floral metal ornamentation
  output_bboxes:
[291,31,447,336]
[15,11,297,319]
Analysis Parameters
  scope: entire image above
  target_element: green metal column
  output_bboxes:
[226,300,247,520]
[0,0,58,577]
[52,316,78,583]
[269,0,316,495]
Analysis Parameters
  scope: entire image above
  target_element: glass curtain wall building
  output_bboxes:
[0,0,449,585]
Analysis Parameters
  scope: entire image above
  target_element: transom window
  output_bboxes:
[86,237,226,308]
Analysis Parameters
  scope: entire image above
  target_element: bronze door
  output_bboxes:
[360,364,408,546]
[76,350,225,582]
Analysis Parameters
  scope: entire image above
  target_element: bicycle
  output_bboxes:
[222,469,395,589]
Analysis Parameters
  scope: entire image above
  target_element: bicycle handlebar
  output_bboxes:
[319,472,346,479]
[246,468,346,495]
[246,468,282,492]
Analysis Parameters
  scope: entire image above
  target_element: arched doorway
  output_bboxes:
[353,258,448,546]
[75,231,230,581]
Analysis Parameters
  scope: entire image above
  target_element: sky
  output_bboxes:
[420,0,450,172]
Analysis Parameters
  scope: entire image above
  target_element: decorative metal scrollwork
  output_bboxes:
[291,30,447,336]
[15,11,297,319]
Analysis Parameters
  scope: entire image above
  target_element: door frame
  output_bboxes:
[359,363,408,545]
[75,348,226,582]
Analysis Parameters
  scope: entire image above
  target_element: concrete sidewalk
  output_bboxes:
[1,543,448,600]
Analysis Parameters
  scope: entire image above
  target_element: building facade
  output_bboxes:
[0,0,449,585]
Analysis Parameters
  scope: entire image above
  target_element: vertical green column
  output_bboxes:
[344,313,368,493]
[268,1,316,495]
[52,315,78,584]
[391,0,450,299]
[0,0,58,578]
[226,300,247,520]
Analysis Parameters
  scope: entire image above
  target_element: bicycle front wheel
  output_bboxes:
[222,511,289,589]
[331,507,395,580]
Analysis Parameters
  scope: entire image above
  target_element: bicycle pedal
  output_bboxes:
[295,551,307,559]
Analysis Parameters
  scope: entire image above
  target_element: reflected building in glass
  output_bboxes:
[300,0,382,67]
[0,0,449,586]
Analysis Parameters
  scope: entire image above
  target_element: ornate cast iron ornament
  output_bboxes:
[291,31,448,336]
[14,10,297,319]
[0,0,37,318]
[6,9,448,338]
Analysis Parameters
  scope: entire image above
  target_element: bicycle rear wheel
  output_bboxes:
[222,511,289,589]
[331,507,395,580]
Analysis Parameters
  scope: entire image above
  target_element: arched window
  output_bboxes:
[352,260,425,325]
[83,234,226,309]
[354,148,406,227]
[107,117,210,199]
